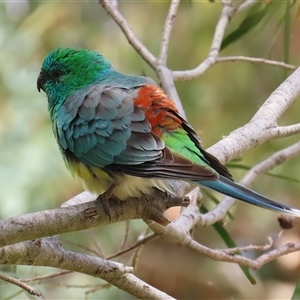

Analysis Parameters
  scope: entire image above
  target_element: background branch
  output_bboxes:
[158,0,180,65]
[100,0,156,69]
[0,273,41,297]
[206,67,300,163]
[1,237,175,300]
[202,141,300,226]
[216,56,296,70]
[172,1,236,81]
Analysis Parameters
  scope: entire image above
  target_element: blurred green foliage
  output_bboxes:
[1,1,300,299]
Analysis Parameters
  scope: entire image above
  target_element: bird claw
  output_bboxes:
[143,206,171,226]
[164,190,190,209]
[141,188,191,225]
[95,194,112,221]
[94,186,191,225]
[95,183,119,221]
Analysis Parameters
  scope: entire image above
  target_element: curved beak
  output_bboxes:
[37,71,45,92]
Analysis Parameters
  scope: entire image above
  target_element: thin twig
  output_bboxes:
[158,0,180,65]
[0,273,41,297]
[216,56,296,70]
[186,238,300,270]
[146,210,300,270]
[131,241,145,272]
[206,66,300,164]
[172,1,236,81]
[99,0,156,69]
[220,236,275,254]
[85,283,111,300]
[269,123,300,139]
[60,238,104,257]
[119,221,130,252]
[236,0,258,13]
[91,236,106,258]
[242,141,300,186]
[107,233,157,260]
[98,0,185,116]
[21,270,72,283]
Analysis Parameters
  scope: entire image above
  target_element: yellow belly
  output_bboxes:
[66,160,113,195]
[66,159,175,200]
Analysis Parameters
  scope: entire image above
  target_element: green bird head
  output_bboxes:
[37,48,113,107]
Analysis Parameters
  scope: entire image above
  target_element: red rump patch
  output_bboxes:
[134,85,182,137]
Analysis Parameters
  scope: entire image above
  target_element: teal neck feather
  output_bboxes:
[41,48,149,114]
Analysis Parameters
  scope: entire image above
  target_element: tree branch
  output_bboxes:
[216,56,296,70]
[201,140,300,226]
[172,1,236,81]
[207,67,300,163]
[0,273,41,297]
[158,0,180,65]
[236,0,258,13]
[242,141,300,185]
[146,192,300,271]
[99,0,184,117]
[0,237,175,300]
[0,189,189,248]
[99,0,156,69]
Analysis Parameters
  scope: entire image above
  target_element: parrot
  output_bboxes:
[37,47,300,218]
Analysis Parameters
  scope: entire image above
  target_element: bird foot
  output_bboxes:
[142,188,191,226]
[95,183,119,221]
[143,206,172,226]
[163,190,190,209]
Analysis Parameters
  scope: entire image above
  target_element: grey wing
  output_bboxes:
[53,84,163,168]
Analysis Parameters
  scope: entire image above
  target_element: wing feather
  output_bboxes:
[55,83,221,182]
[55,84,163,169]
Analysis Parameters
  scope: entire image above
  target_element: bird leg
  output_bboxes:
[95,186,191,225]
[95,183,119,220]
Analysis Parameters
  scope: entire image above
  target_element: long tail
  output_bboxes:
[198,175,300,217]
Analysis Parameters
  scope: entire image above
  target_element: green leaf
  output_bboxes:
[291,280,300,299]
[226,163,251,171]
[264,173,300,184]
[200,205,256,284]
[221,2,275,51]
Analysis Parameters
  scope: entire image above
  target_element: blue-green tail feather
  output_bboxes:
[198,176,300,217]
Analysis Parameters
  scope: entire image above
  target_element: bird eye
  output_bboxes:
[50,69,63,79]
